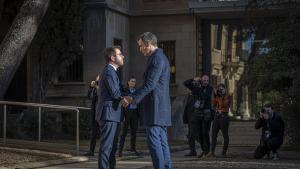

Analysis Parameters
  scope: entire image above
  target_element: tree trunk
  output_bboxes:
[0,0,50,99]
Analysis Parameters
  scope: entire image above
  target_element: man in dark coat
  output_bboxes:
[183,93,197,156]
[95,46,126,169]
[183,75,214,158]
[124,32,172,169]
[254,103,285,160]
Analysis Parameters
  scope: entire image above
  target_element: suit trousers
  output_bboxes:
[98,121,120,169]
[146,126,172,169]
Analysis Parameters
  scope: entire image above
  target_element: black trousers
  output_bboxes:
[88,120,100,153]
[187,123,196,153]
[254,137,283,159]
[190,116,211,154]
[211,113,230,154]
[119,109,139,152]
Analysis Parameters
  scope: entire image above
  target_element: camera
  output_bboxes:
[192,80,202,88]
[216,84,226,96]
[216,88,224,96]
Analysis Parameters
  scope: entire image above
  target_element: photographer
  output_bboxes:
[183,75,213,158]
[85,75,100,156]
[210,83,231,157]
[183,93,197,156]
[254,103,285,160]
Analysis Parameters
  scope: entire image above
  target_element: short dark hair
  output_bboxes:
[263,102,273,109]
[127,76,136,82]
[139,32,158,47]
[218,83,226,89]
[103,46,121,63]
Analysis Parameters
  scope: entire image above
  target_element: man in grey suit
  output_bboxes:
[96,46,126,169]
[125,32,172,169]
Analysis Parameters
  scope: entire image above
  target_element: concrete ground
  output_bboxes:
[37,146,300,169]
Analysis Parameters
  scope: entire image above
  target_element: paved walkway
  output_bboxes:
[39,146,300,169]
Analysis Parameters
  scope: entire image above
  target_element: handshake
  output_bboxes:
[120,96,134,108]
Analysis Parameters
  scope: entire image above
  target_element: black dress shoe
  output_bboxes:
[127,148,137,152]
[84,152,94,156]
[198,151,209,158]
[132,151,141,156]
[221,150,227,158]
[184,151,197,157]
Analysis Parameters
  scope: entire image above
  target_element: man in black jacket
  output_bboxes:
[254,103,285,160]
[183,93,197,156]
[183,75,214,158]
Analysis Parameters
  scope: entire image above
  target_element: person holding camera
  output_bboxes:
[183,93,197,156]
[209,83,231,158]
[254,103,284,160]
[85,75,100,156]
[183,75,214,158]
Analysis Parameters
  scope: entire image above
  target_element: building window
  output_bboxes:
[58,55,83,82]
[158,41,176,84]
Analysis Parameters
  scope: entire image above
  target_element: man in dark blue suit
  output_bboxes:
[125,32,172,169]
[95,46,126,169]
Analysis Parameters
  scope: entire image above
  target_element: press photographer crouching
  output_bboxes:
[254,103,285,160]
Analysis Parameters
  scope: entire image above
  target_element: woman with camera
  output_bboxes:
[209,83,231,158]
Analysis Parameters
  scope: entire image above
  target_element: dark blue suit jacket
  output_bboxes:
[95,64,124,123]
[132,48,171,127]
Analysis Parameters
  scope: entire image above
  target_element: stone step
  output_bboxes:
[133,121,261,146]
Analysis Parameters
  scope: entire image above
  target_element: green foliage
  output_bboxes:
[245,1,300,146]
[30,0,83,101]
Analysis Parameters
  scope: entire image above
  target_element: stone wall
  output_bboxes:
[105,9,130,84]
[130,15,197,95]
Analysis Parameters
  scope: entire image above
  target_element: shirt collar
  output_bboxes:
[109,64,117,71]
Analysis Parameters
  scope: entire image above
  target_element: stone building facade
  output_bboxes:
[3,0,267,119]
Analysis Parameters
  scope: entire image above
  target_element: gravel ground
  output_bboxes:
[142,161,300,169]
[0,148,68,167]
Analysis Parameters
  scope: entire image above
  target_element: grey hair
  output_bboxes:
[139,32,158,47]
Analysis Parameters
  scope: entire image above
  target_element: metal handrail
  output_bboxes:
[0,101,90,155]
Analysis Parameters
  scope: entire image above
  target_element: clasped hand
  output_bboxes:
[120,96,134,108]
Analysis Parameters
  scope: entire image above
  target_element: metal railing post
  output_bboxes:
[3,104,7,145]
[38,107,42,142]
[76,109,80,155]
[0,101,89,155]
